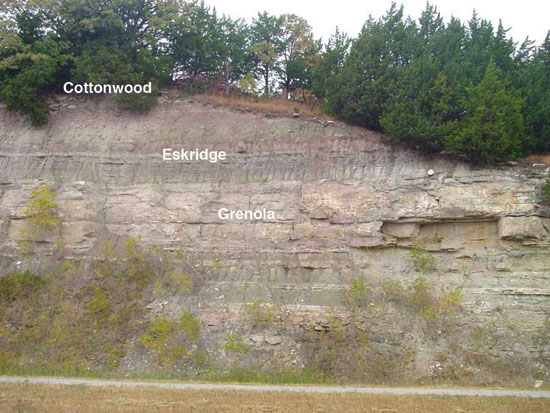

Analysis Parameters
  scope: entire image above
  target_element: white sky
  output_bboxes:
[206,0,549,46]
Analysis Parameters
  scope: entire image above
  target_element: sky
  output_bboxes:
[206,0,550,46]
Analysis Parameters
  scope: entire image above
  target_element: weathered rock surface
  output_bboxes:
[1,97,549,379]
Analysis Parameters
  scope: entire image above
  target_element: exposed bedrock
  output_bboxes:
[1,97,549,379]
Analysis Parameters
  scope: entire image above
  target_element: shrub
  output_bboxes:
[0,51,61,126]
[88,285,111,321]
[408,277,435,319]
[343,278,371,310]
[168,270,194,294]
[123,237,154,285]
[140,317,189,363]
[407,277,462,324]
[140,312,201,364]
[438,289,462,317]
[0,271,45,301]
[20,186,59,240]
[223,333,249,354]
[410,244,436,273]
[243,300,277,327]
[117,92,156,113]
[381,280,405,302]
[180,312,200,344]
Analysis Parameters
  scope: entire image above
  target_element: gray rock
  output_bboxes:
[265,336,282,345]
[1,98,549,380]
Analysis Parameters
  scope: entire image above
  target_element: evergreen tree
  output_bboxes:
[219,17,254,85]
[524,32,550,152]
[328,3,415,130]
[0,0,547,164]
[445,63,525,163]
[462,12,496,83]
[311,27,350,101]
[167,2,226,78]
[250,12,283,96]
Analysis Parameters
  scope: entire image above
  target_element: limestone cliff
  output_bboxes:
[1,95,549,383]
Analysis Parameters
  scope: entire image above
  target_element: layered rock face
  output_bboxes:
[1,97,549,379]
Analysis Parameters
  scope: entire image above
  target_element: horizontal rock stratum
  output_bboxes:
[1,95,549,382]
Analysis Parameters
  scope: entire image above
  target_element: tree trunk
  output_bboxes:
[265,65,269,96]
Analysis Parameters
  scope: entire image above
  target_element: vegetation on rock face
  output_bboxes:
[0,238,212,377]
[410,244,436,273]
[140,313,202,365]
[541,179,550,204]
[17,186,59,260]
[242,300,277,327]
[1,1,548,163]
[20,186,59,239]
[0,238,545,386]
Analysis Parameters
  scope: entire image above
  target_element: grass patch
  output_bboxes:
[0,382,548,413]
[196,93,331,119]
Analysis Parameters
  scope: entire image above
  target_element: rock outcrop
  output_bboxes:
[1,96,549,381]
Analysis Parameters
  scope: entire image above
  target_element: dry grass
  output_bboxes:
[520,154,550,165]
[0,383,548,413]
[195,93,331,119]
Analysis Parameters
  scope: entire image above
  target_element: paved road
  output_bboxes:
[1,376,549,398]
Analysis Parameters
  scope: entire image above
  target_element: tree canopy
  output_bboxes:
[0,0,548,164]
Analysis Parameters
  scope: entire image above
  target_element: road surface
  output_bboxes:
[1,376,549,398]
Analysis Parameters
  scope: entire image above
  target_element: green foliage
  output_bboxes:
[311,28,349,101]
[116,92,156,113]
[223,332,249,354]
[17,186,59,259]
[0,1,548,163]
[408,277,435,319]
[517,33,550,153]
[343,278,371,310]
[21,185,59,239]
[541,179,550,204]
[317,3,548,163]
[327,4,413,130]
[140,317,188,362]
[302,314,413,383]
[168,270,194,294]
[0,40,67,125]
[242,300,277,327]
[0,242,218,378]
[438,289,462,317]
[0,271,45,301]
[250,12,284,96]
[381,280,405,302]
[88,285,111,321]
[407,277,462,323]
[238,71,257,95]
[140,312,200,364]
[445,63,524,163]
[410,244,436,273]
[276,14,318,96]
[123,237,154,286]
[180,311,200,344]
